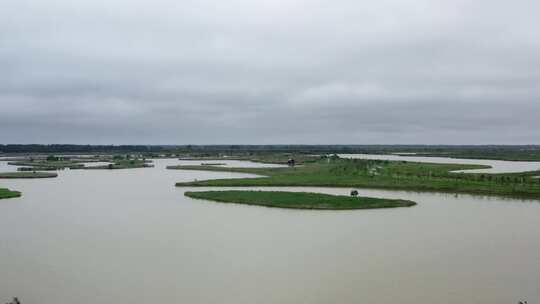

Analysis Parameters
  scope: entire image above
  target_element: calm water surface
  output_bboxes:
[1,159,539,303]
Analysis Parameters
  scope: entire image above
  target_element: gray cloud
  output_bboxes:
[1,0,539,144]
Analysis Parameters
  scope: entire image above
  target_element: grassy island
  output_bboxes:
[185,190,416,210]
[0,172,58,178]
[0,188,21,199]
[83,159,153,169]
[7,154,153,171]
[173,156,540,199]
[179,153,317,165]
[8,160,84,170]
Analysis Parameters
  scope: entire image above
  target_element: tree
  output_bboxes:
[46,155,59,162]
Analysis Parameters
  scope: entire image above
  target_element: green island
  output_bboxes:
[82,159,153,169]
[7,155,113,170]
[173,155,540,199]
[7,154,153,171]
[0,187,21,199]
[9,160,84,170]
[391,148,540,161]
[0,172,58,178]
[179,153,315,165]
[185,190,416,209]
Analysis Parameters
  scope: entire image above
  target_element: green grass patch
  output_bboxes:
[7,156,152,170]
[8,160,84,169]
[174,157,540,199]
[82,159,153,169]
[0,188,22,199]
[0,172,58,178]
[185,190,416,210]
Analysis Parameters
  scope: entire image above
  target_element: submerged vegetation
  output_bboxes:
[0,188,21,199]
[174,156,540,199]
[185,190,416,209]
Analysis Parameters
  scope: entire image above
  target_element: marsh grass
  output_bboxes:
[185,190,416,209]
[174,158,540,199]
[0,188,21,199]
[0,172,58,178]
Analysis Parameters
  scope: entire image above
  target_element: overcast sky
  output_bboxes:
[1,0,539,144]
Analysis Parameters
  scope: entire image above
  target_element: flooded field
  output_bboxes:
[1,159,539,303]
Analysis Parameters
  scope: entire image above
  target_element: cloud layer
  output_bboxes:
[1,0,539,144]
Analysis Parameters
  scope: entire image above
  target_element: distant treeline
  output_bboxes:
[0,145,171,154]
[0,144,380,154]
[1,144,540,159]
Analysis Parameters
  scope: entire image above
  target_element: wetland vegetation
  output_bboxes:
[0,172,58,178]
[3,147,540,205]
[8,159,85,170]
[174,155,540,199]
[82,156,153,169]
[185,190,416,209]
[179,152,317,165]
[0,188,21,199]
[5,154,153,171]
[4,144,540,161]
